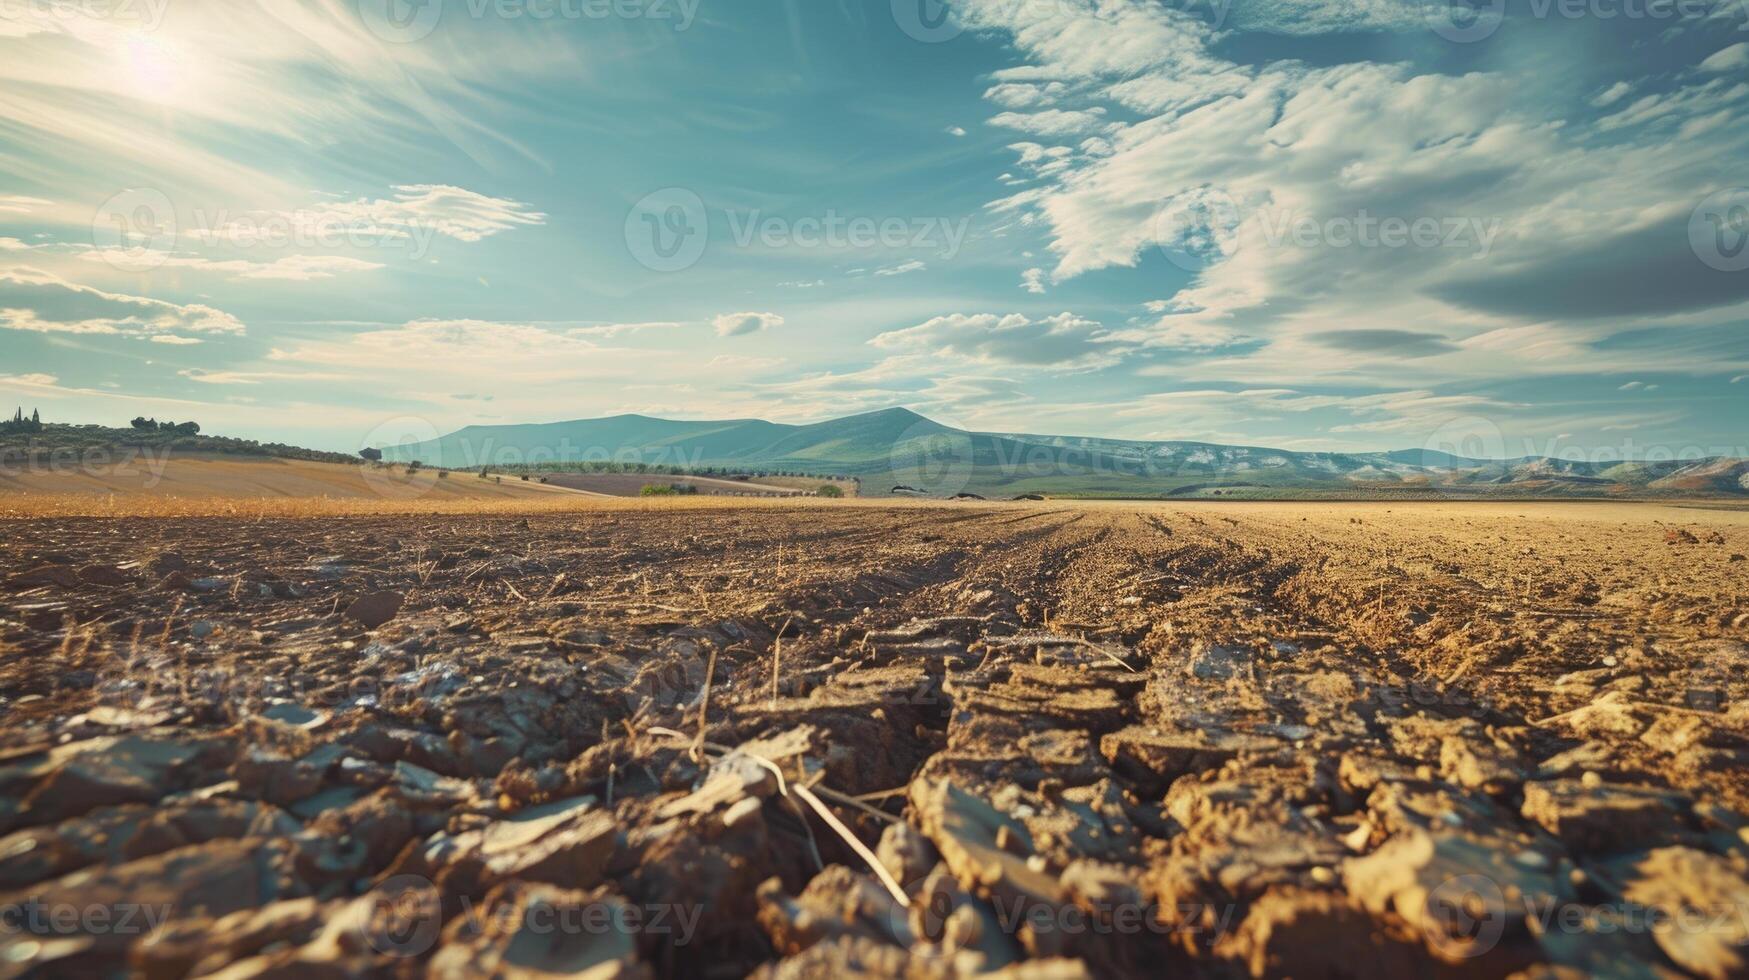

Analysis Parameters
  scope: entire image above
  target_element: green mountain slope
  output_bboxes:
[380,409,1749,499]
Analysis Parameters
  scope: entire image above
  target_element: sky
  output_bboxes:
[1,0,1747,459]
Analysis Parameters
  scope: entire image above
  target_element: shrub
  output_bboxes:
[816,484,844,498]
[359,447,383,462]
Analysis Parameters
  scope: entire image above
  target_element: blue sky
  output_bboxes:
[1,0,1747,458]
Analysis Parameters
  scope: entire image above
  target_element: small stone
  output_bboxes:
[345,591,404,630]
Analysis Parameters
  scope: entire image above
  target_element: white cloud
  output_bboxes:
[78,251,384,282]
[871,312,1126,368]
[0,196,51,215]
[150,335,204,345]
[946,125,968,137]
[1619,381,1644,390]
[565,321,684,339]
[0,373,59,387]
[874,260,927,277]
[984,82,1066,109]
[1592,81,1635,107]
[202,185,546,247]
[1021,268,1047,293]
[961,1,1749,391]
[988,108,1108,137]
[1136,318,1249,351]
[1699,43,1749,73]
[713,312,784,337]
[0,268,245,340]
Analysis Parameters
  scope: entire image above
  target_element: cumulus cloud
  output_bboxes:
[959,0,1749,390]
[713,312,784,337]
[1020,268,1047,293]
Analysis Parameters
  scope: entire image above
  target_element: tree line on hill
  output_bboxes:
[130,417,200,435]
[2,408,43,434]
[488,459,855,482]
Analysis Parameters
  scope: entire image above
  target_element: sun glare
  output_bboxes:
[122,34,192,105]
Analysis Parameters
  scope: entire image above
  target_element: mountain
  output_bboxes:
[379,408,1749,499]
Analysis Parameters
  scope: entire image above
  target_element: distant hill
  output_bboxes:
[1,423,359,465]
[379,408,1749,499]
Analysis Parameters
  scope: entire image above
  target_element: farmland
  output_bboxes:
[0,500,1745,976]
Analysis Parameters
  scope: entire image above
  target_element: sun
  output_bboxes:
[121,34,195,106]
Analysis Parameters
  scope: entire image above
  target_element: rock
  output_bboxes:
[1590,847,1749,979]
[233,748,330,807]
[876,822,938,892]
[76,564,134,587]
[1520,780,1687,855]
[0,799,300,891]
[1101,725,1278,797]
[344,590,404,630]
[7,564,80,589]
[130,897,331,979]
[1185,641,1252,680]
[910,778,1068,957]
[1215,888,1423,977]
[423,796,616,894]
[1343,827,1571,967]
[431,881,652,979]
[0,839,308,971]
[0,736,227,832]
[756,865,915,957]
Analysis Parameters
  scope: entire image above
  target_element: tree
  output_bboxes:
[173,421,199,435]
[359,447,383,462]
[816,484,844,498]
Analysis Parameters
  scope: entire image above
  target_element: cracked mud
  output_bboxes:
[1,501,1747,978]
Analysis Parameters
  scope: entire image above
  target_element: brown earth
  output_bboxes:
[535,472,829,498]
[0,500,1746,978]
[0,453,582,502]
